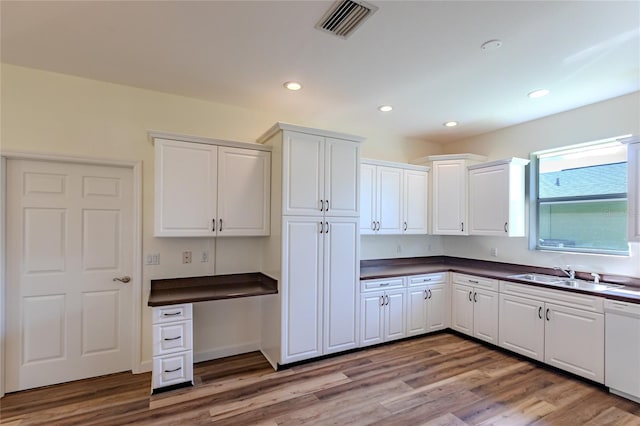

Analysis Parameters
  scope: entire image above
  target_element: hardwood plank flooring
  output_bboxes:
[2,333,639,425]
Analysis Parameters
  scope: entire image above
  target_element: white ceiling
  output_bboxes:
[2,1,639,143]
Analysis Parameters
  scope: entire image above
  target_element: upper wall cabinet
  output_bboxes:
[153,135,271,237]
[424,154,486,235]
[468,158,530,237]
[360,159,429,235]
[625,137,640,242]
[280,130,360,217]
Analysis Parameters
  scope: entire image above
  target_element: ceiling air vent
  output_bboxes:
[315,0,378,39]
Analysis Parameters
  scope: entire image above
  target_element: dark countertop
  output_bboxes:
[148,272,278,307]
[361,256,640,303]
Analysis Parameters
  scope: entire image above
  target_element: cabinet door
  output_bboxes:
[325,138,359,217]
[545,303,605,383]
[324,218,359,354]
[628,142,640,242]
[451,284,473,335]
[376,166,403,234]
[282,132,324,216]
[360,163,377,234]
[606,308,640,398]
[468,164,508,236]
[498,293,544,361]
[385,289,407,341]
[360,291,385,347]
[407,286,428,336]
[281,217,323,363]
[473,288,500,344]
[432,160,467,235]
[426,283,450,332]
[154,139,217,237]
[217,147,271,236]
[403,169,428,234]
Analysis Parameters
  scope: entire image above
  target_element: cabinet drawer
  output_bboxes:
[408,272,448,287]
[605,299,640,317]
[361,277,405,293]
[452,273,499,292]
[152,321,193,356]
[152,304,193,324]
[152,351,194,390]
[500,281,603,313]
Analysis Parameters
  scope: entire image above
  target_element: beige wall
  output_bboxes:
[0,64,434,367]
[441,92,640,277]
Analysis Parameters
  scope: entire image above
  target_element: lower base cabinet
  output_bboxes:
[151,304,194,392]
[451,274,500,345]
[360,278,406,346]
[605,300,640,402]
[499,283,604,383]
[406,273,450,336]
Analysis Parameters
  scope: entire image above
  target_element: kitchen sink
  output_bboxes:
[507,273,564,284]
[507,273,623,292]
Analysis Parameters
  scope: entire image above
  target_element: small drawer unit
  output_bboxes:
[151,303,194,393]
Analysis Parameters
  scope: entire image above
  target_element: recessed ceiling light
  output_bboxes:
[378,105,393,112]
[481,39,503,51]
[443,121,458,127]
[528,89,550,99]
[283,81,302,91]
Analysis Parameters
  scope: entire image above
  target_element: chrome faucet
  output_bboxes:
[554,265,575,280]
[590,273,601,284]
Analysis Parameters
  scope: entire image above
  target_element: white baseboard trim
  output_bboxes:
[193,341,260,363]
[136,360,153,374]
[260,349,278,370]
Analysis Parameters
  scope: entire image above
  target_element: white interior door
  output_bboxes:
[6,159,133,391]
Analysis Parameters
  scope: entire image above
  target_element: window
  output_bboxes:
[531,139,629,255]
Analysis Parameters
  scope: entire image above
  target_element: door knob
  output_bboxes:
[113,276,131,283]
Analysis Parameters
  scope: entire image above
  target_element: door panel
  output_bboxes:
[282,217,323,363]
[427,284,450,331]
[324,218,359,354]
[283,132,324,215]
[403,169,428,234]
[376,166,403,234]
[498,293,544,361]
[473,289,499,344]
[360,292,384,347]
[7,160,133,391]
[359,164,376,234]
[385,289,406,341]
[325,138,359,217]
[407,286,428,336]
[451,284,473,335]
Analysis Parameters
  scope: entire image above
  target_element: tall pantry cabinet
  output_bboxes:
[258,123,363,367]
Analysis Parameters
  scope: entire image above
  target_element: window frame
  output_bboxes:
[529,140,630,256]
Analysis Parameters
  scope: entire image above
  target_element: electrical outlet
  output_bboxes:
[201,251,209,262]
[182,251,192,264]
[491,247,498,257]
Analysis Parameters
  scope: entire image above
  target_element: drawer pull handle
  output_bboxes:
[546,308,550,321]
[538,306,542,319]
[163,312,182,317]
[423,278,431,282]
[428,289,432,299]
[164,367,182,373]
[468,279,479,284]
[424,289,428,300]
[473,292,478,303]
[164,336,182,341]
[468,291,472,302]
[379,283,389,286]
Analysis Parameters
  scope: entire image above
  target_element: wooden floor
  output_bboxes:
[2,333,640,425]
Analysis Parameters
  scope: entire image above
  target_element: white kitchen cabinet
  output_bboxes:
[451,273,499,344]
[605,299,640,402]
[427,154,486,235]
[323,217,360,355]
[499,293,545,361]
[280,216,360,363]
[360,159,429,235]
[153,137,271,237]
[258,123,363,367]
[282,131,360,217]
[407,273,449,336]
[499,280,605,383]
[625,138,640,242]
[360,278,406,347]
[545,302,604,382]
[151,304,193,392]
[468,158,529,237]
